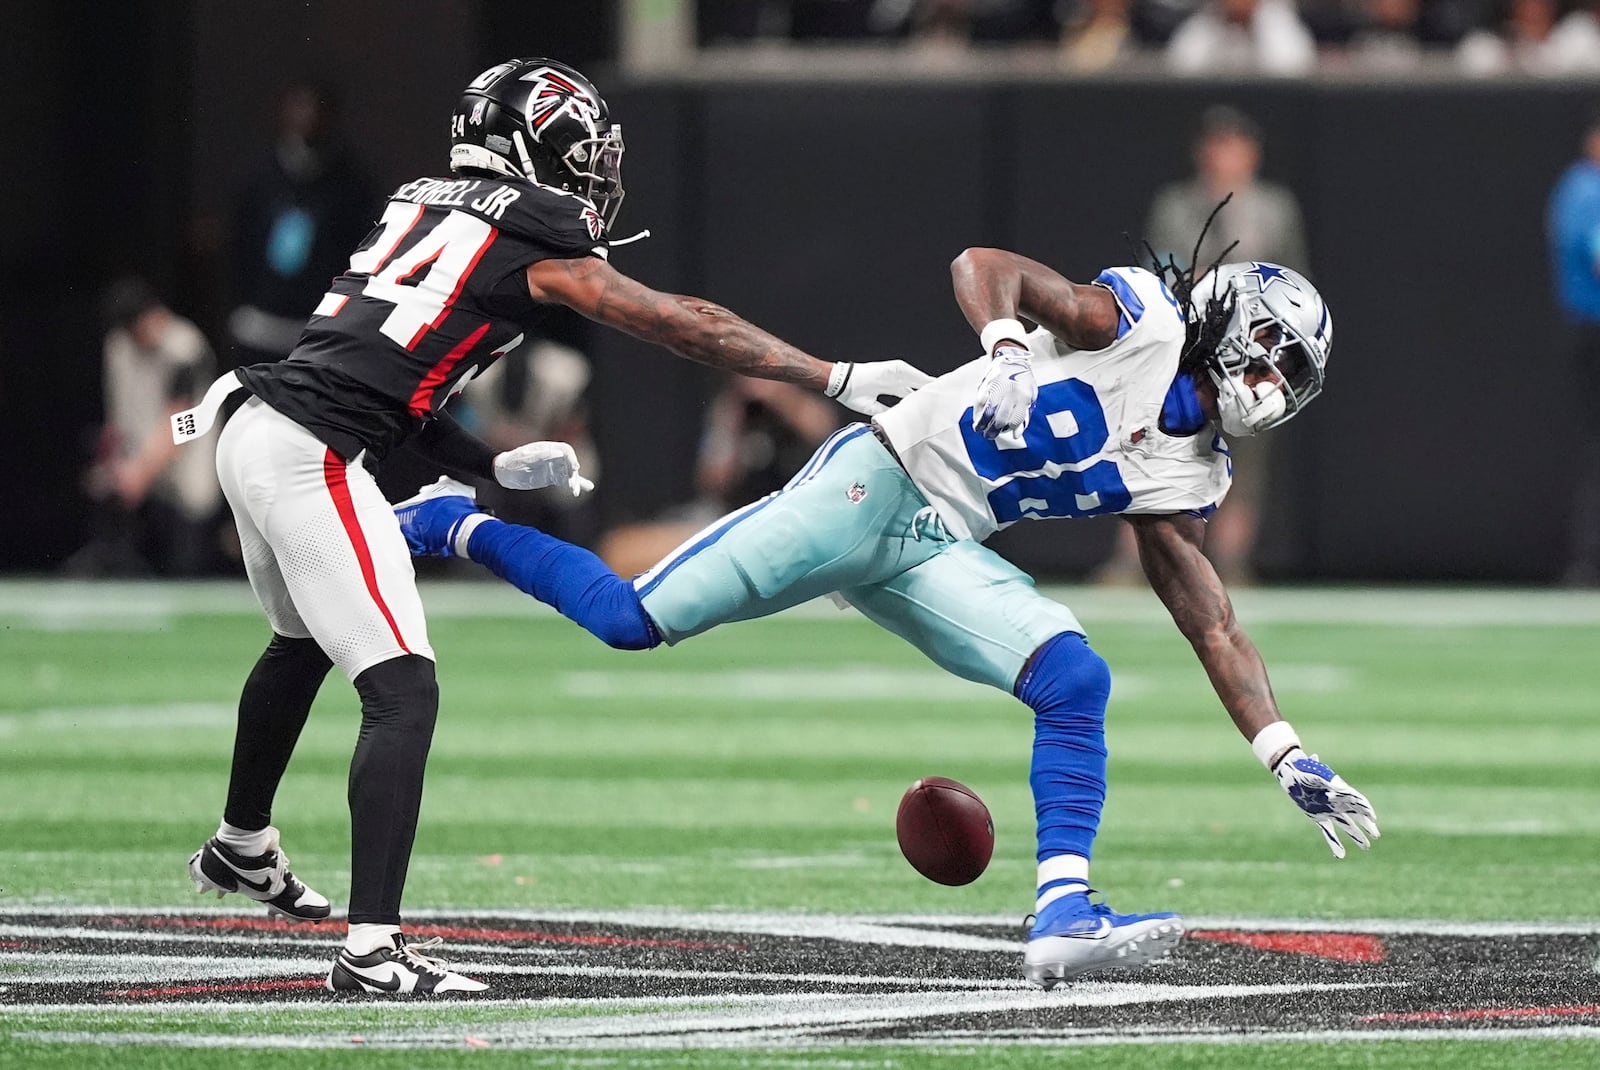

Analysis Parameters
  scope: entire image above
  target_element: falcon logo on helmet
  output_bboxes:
[449,57,626,231]
[522,68,599,136]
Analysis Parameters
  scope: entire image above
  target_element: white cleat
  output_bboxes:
[326,934,488,996]
[186,827,331,922]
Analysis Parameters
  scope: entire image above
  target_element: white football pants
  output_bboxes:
[216,397,433,679]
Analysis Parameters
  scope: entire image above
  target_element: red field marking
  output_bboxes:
[1361,1005,1600,1023]
[112,915,745,951]
[107,978,325,999]
[1189,930,1388,963]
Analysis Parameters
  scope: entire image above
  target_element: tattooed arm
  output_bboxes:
[949,248,1121,352]
[527,256,830,389]
[1127,512,1282,742]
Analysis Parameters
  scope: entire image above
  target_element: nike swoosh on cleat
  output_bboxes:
[210,849,275,893]
[338,961,402,992]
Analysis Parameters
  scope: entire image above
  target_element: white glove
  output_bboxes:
[825,360,935,417]
[971,344,1037,439]
[1273,748,1381,859]
[492,441,595,496]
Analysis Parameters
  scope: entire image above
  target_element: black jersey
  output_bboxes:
[236,175,609,461]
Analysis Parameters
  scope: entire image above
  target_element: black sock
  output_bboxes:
[347,654,439,925]
[222,634,334,831]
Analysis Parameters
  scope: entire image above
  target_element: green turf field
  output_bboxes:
[3,580,1600,1067]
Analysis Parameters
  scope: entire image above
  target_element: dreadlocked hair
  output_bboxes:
[1127,194,1240,375]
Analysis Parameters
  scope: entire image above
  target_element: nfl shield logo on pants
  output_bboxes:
[846,481,867,504]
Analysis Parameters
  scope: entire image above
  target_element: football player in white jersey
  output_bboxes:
[395,242,1378,988]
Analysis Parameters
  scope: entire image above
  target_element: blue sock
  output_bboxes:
[466,519,660,651]
[1017,632,1110,863]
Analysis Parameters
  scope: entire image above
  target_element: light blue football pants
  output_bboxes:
[635,424,1084,692]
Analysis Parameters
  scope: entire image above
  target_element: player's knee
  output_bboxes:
[581,581,660,651]
[263,633,334,675]
[1017,632,1111,722]
[353,654,439,733]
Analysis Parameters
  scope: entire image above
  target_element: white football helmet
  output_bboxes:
[1192,262,1332,436]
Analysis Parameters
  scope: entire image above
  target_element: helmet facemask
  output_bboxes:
[1198,268,1330,437]
[512,125,626,231]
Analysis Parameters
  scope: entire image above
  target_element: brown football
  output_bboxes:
[895,776,994,886]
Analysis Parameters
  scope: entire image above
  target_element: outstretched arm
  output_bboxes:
[1127,512,1278,741]
[526,256,931,415]
[1129,512,1380,857]
[528,255,829,387]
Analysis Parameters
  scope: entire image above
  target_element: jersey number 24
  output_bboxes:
[321,202,497,350]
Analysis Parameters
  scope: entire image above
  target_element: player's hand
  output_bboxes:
[971,344,1037,439]
[493,441,595,496]
[826,360,934,417]
[1273,748,1380,859]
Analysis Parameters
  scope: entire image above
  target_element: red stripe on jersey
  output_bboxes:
[368,203,426,274]
[405,227,498,351]
[322,450,413,655]
[407,321,491,417]
[395,247,443,287]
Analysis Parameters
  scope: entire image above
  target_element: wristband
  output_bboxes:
[824,361,852,399]
[1250,720,1302,770]
[979,318,1029,357]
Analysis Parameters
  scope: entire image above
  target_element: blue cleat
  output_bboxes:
[394,477,483,558]
[1022,890,1184,988]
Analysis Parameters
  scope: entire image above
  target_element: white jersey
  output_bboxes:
[875,266,1232,543]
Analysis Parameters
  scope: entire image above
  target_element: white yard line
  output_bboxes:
[4,983,1398,1045]
[7,580,1600,628]
[5,905,1600,938]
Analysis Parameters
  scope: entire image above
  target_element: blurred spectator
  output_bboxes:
[1098,106,1309,585]
[1456,0,1600,75]
[229,82,374,366]
[598,377,839,577]
[1343,0,1427,70]
[1165,0,1318,74]
[869,0,1058,41]
[1548,115,1600,586]
[68,279,221,577]
[1058,0,1141,70]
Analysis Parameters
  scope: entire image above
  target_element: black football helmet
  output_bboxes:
[449,58,625,229]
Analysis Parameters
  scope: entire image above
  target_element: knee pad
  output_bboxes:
[1017,632,1111,721]
[353,654,439,733]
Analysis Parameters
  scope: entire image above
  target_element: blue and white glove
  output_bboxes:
[1273,748,1381,859]
[971,343,1037,440]
[493,441,594,496]
[826,360,935,416]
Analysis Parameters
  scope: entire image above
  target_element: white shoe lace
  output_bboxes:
[396,936,453,978]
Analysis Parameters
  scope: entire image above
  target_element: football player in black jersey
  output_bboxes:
[178,58,932,996]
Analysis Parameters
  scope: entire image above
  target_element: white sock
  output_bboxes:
[216,822,272,856]
[1035,854,1090,913]
[454,513,493,560]
[346,923,402,955]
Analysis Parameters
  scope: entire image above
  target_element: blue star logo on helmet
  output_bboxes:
[1242,262,1299,294]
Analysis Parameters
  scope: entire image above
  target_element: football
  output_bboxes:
[895,776,994,886]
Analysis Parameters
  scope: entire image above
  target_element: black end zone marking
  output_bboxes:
[2,910,1599,1045]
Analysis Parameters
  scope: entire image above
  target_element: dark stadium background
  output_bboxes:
[0,0,1583,580]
